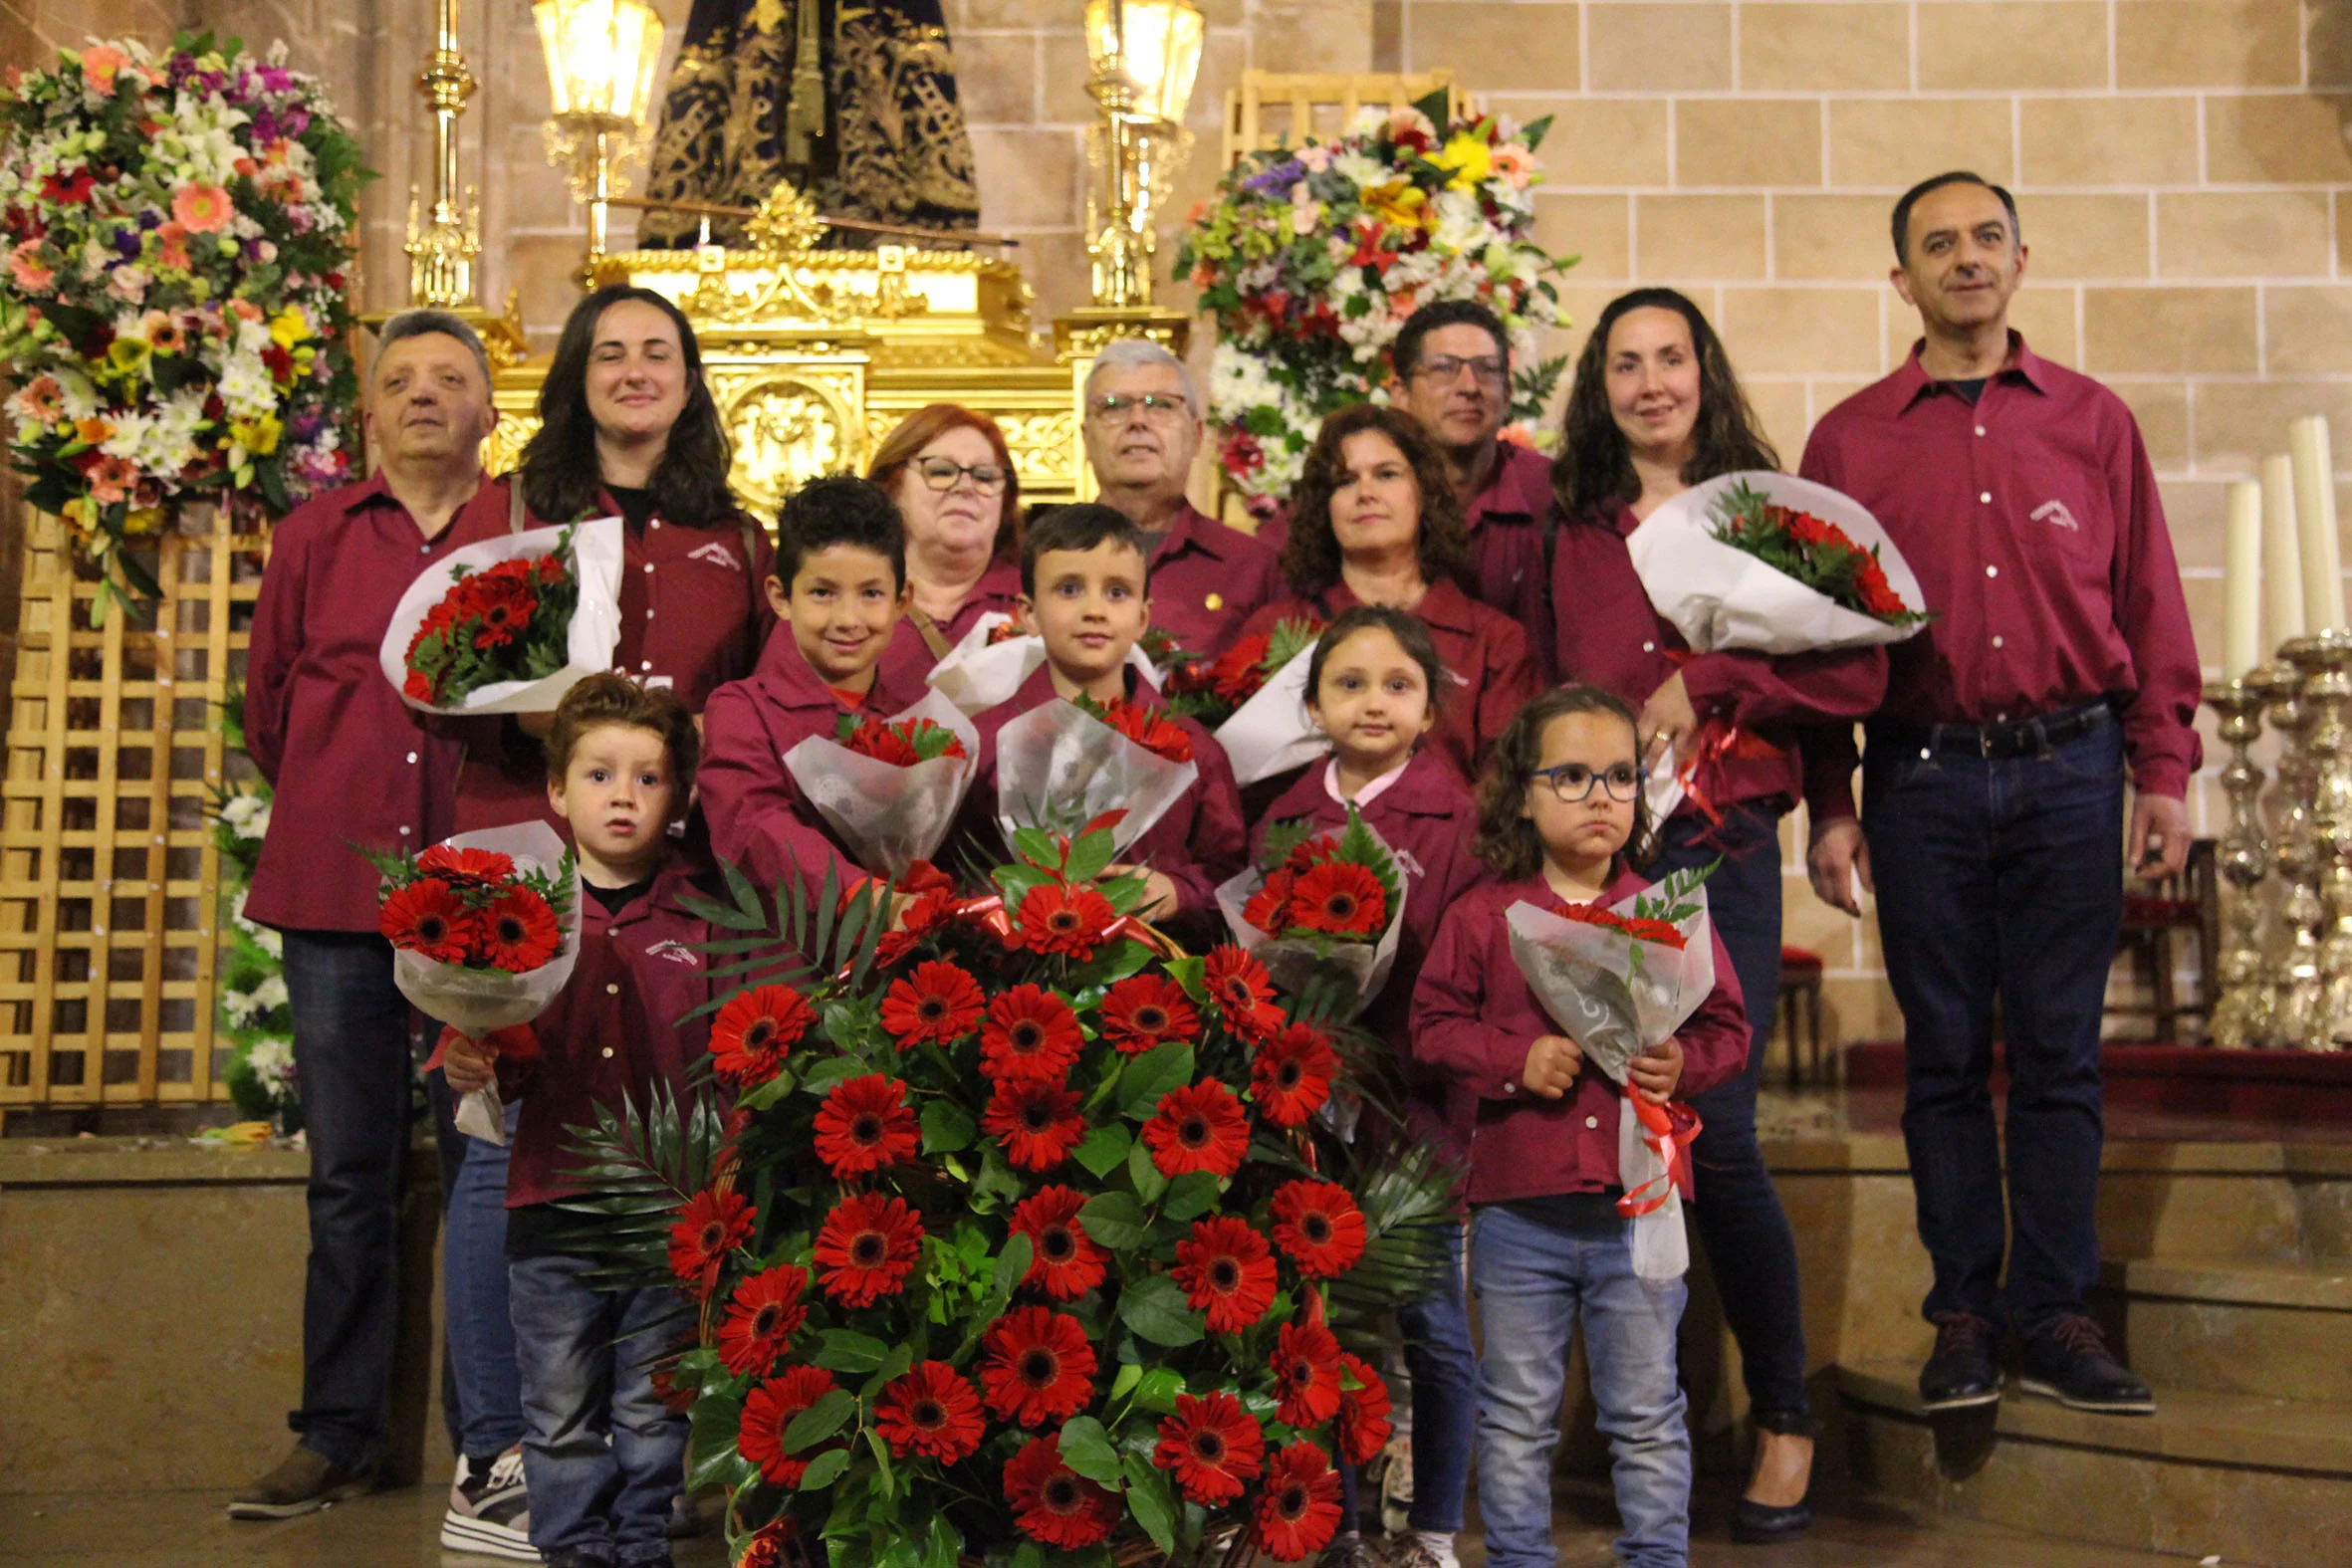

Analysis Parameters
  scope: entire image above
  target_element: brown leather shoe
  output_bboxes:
[228,1444,376,1519]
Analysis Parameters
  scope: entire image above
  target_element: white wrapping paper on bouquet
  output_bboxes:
[379,516,625,714]
[780,689,982,881]
[1625,472,1929,656]
[1212,823,1407,1023]
[1505,889,1717,1278]
[1212,646,1328,785]
[925,612,1159,717]
[392,822,582,1145]
[994,698,1199,857]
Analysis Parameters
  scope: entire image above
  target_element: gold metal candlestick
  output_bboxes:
[2267,646,2327,1047]
[1081,0,1203,309]
[2296,631,2352,1051]
[2207,674,2273,1048]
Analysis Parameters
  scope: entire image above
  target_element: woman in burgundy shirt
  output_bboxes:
[1237,403,1541,790]
[865,403,1025,700]
[1550,288,1888,1543]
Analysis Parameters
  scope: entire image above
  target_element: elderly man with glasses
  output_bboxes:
[1079,336,1284,661]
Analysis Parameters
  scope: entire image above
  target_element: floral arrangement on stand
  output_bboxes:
[0,32,368,618]
[1177,96,1574,517]
[207,683,298,1132]
[557,823,1458,1567]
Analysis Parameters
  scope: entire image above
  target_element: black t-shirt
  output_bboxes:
[606,483,658,535]
[588,874,655,915]
[1943,377,1989,404]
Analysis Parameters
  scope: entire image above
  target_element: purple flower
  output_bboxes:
[1241,157,1304,196]
[259,67,295,94]
[113,230,141,259]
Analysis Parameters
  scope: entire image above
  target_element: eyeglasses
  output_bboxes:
[1088,391,1191,423]
[911,456,1009,495]
[1412,353,1508,388]
[1529,762,1644,803]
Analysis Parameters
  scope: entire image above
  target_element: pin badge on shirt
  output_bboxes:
[1205,592,1224,610]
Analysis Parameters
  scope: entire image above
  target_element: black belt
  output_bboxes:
[1874,699,2113,762]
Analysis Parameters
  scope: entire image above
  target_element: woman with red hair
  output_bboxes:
[867,404,1026,698]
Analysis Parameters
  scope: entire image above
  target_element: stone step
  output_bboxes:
[2094,1255,2352,1402]
[1837,1360,2352,1568]
[2095,1142,2352,1264]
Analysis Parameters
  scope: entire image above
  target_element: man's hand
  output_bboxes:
[1627,1036,1686,1106]
[1639,671,1700,775]
[1521,1034,1583,1099]
[442,1032,496,1094]
[1807,817,1873,916]
[2130,791,2193,880]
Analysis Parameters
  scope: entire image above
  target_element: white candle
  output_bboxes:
[2223,479,2263,680]
[2289,415,2346,630]
[2264,452,2306,654]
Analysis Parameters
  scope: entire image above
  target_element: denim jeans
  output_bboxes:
[1471,1203,1692,1568]
[1335,1220,1476,1534]
[510,1253,689,1565]
[280,929,418,1471]
[1653,804,1812,1429]
[1862,714,2124,1331]
[445,1097,524,1461]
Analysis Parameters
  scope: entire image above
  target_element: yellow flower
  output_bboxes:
[106,337,150,375]
[268,312,311,350]
[1364,179,1428,231]
[1436,132,1494,190]
[231,415,284,456]
[122,507,166,537]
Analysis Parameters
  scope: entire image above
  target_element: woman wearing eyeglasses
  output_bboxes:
[1550,287,1889,1546]
[866,404,1027,700]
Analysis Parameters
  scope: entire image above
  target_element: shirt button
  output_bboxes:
[640,660,653,672]
[643,563,655,574]
[1976,426,1988,437]
[1920,747,1933,760]
[398,825,411,836]
[1503,1081,1517,1094]
[1585,1115,1599,1130]
[649,520,660,530]
[1992,635,2004,648]
[406,751,418,764]
[1980,492,1992,504]
[1642,640,1656,653]
[601,1046,614,1058]
[605,983,620,996]
[1986,565,1999,577]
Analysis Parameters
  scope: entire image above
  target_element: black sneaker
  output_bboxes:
[1918,1310,2002,1412]
[440,1445,536,1559]
[2019,1314,2156,1415]
[227,1444,376,1519]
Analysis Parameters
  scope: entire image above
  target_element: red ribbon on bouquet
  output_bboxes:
[1614,1090,1703,1220]
[421,1021,539,1072]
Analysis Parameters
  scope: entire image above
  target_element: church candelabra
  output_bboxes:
[2206,674,2274,1048]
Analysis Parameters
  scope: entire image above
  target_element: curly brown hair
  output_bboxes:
[1276,403,1473,597]
[543,672,702,819]
[1472,685,1656,879]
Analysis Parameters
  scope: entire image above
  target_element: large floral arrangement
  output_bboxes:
[208,681,298,1130]
[560,825,1456,1566]
[0,33,367,616]
[1177,98,1574,514]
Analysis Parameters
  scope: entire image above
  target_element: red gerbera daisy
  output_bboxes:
[1288,860,1388,938]
[1098,973,1199,1054]
[1250,1021,1337,1128]
[878,961,985,1048]
[667,1187,756,1299]
[1014,883,1119,960]
[979,984,1084,1082]
[1241,867,1296,933]
[412,844,516,889]
[1333,1351,1393,1466]
[812,1074,920,1179]
[977,1306,1098,1427]
[478,887,561,973]
[876,885,965,967]
[1269,1179,1368,1278]
[736,1520,795,1568]
[1171,1216,1279,1333]
[1202,944,1283,1042]
[982,1077,1087,1173]
[379,878,476,963]
[1003,1434,1123,1549]
[1270,1318,1344,1428]
[1153,1389,1265,1504]
[714,1263,810,1377]
[873,1360,986,1463]
[813,1192,924,1308]
[1253,1441,1342,1560]
[708,986,817,1089]
[736,1365,838,1487]
[1141,1079,1251,1179]
[1008,1185,1108,1300]
[466,575,538,649]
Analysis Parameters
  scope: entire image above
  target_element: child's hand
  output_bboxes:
[1109,864,1179,920]
[1521,1034,1583,1098]
[1628,1037,1685,1105]
[442,1032,497,1094]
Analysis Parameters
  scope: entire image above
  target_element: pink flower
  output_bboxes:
[171,184,233,235]
[80,45,127,94]
[156,222,191,271]
[87,454,135,505]
[1489,144,1535,188]
[8,240,53,296]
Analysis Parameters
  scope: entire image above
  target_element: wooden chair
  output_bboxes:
[1221,70,1460,168]
[1777,947,1826,1088]
[2114,837,2219,1042]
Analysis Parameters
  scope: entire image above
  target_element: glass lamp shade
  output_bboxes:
[1084,0,1204,123]
[534,0,666,123]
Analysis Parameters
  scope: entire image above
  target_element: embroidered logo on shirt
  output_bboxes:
[686,542,743,570]
[645,940,702,968]
[1393,847,1427,880]
[2031,500,2081,533]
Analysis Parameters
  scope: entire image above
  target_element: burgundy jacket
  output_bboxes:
[875,558,1024,706]
[245,472,514,932]
[1145,501,1289,662]
[1410,864,1749,1207]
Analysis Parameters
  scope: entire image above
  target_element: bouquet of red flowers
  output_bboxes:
[1217,808,1405,1020]
[379,517,625,714]
[994,693,1201,857]
[1706,480,1928,628]
[925,611,1161,717]
[553,819,1458,1566]
[1167,616,1330,786]
[372,821,580,1143]
[781,691,981,880]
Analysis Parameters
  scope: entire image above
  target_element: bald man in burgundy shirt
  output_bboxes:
[1802,174,2199,1421]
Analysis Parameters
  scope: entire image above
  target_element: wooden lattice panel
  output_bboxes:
[1222,70,1460,169]
[0,508,263,1105]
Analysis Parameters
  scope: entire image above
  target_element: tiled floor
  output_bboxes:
[0,1484,2217,1567]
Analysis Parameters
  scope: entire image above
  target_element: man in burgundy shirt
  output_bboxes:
[1801,173,2200,1420]
[1080,336,1284,661]
[232,313,516,1519]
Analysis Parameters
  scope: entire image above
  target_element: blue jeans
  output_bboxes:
[509,1253,689,1565]
[1862,714,2124,1331]
[1654,804,1812,1429]
[1470,1204,1692,1568]
[447,1099,524,1460]
[1335,1220,1476,1534]
[280,929,418,1470]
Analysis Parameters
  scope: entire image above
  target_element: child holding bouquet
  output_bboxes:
[442,673,719,1568]
[1411,687,1748,1568]
[1247,605,1488,1568]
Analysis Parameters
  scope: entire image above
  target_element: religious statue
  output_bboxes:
[636,0,982,247]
